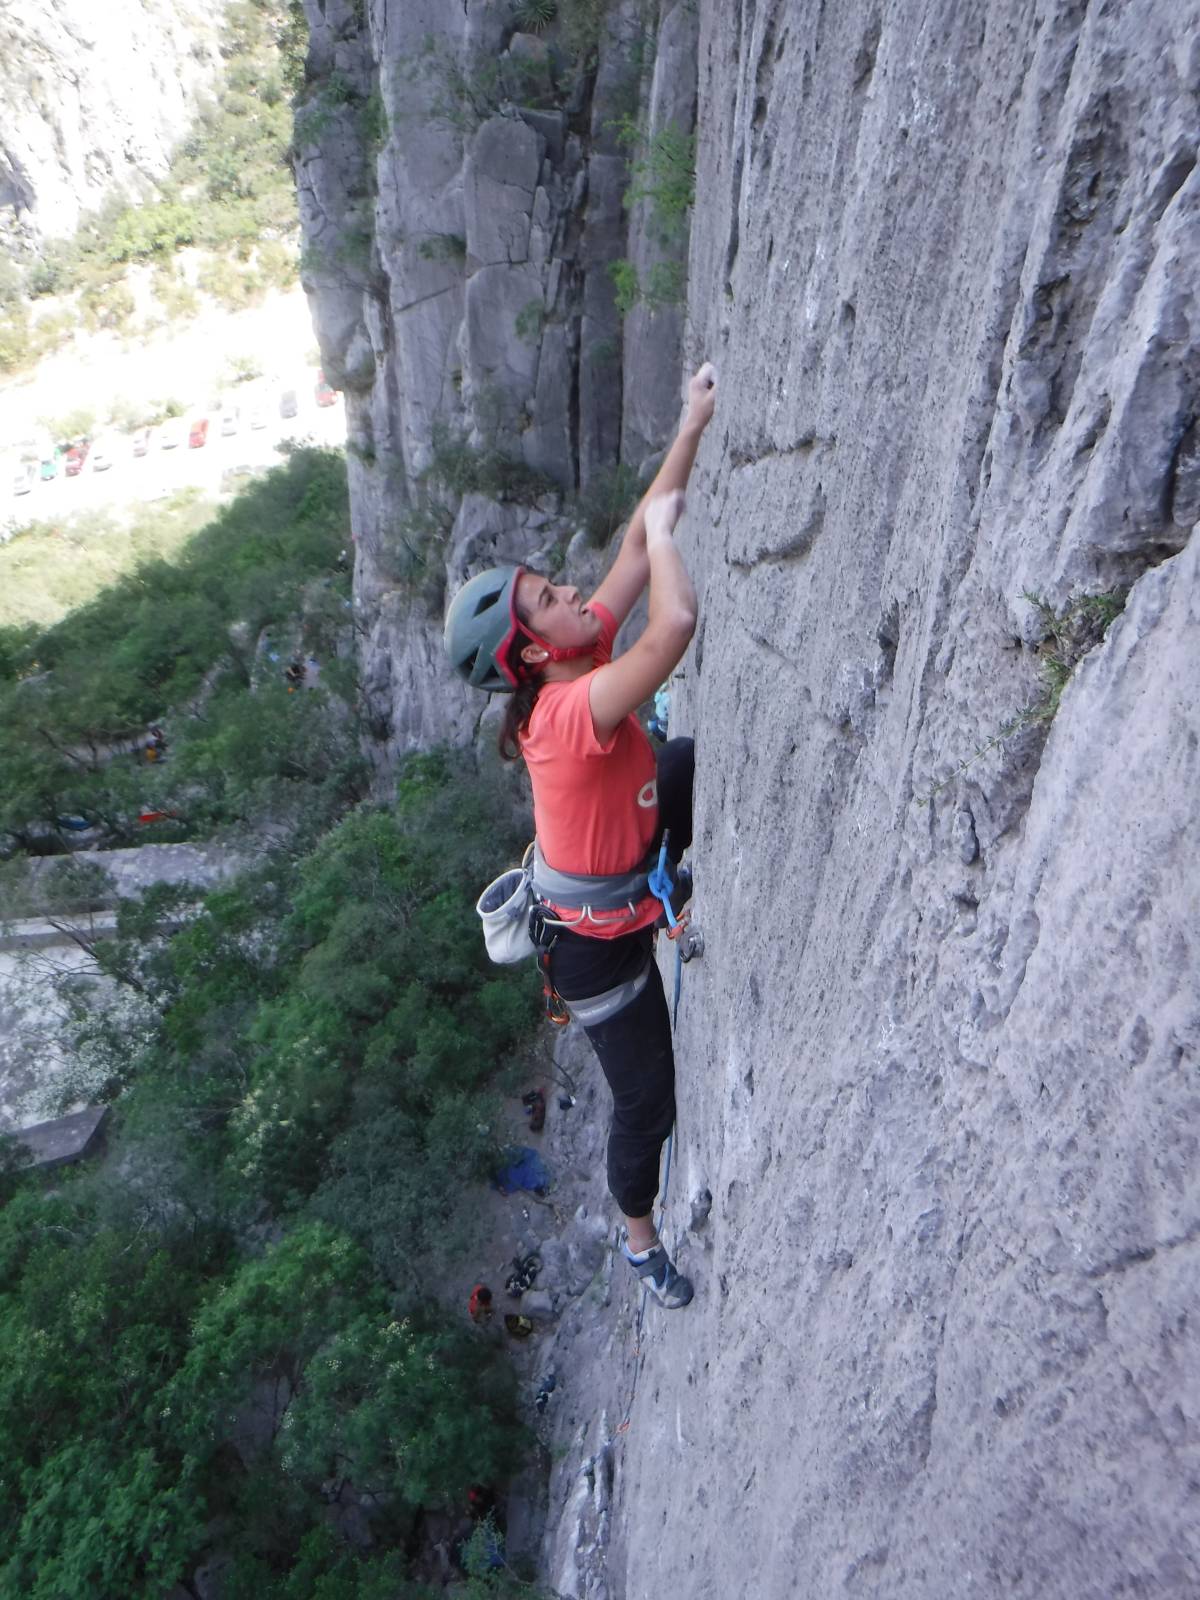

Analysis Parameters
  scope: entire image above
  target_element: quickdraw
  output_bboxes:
[541,959,571,1026]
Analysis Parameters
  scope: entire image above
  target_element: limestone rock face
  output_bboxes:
[606,3,1200,1597]
[0,0,228,250]
[299,0,1199,1591]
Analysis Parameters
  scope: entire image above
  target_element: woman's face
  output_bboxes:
[515,571,603,651]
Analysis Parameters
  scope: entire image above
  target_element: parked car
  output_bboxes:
[188,418,209,449]
[247,405,268,430]
[90,436,116,472]
[220,406,239,437]
[131,427,152,457]
[279,389,298,419]
[158,419,184,450]
[65,444,89,476]
[12,462,37,495]
[314,371,337,407]
[39,456,58,481]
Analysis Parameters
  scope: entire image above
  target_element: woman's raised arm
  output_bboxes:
[588,489,698,741]
[588,362,718,629]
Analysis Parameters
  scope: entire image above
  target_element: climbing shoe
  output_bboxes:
[622,1236,694,1309]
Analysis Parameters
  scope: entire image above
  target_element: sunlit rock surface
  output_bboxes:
[0,0,228,249]
[297,0,1199,1593]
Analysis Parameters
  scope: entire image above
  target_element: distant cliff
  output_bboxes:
[0,0,229,251]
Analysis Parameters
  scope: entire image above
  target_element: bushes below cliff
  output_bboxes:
[1,750,541,1594]
[0,446,361,855]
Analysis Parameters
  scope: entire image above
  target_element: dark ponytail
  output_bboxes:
[498,672,541,761]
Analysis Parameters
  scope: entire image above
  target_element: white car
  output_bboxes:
[247,406,268,430]
[12,462,36,495]
[220,407,239,437]
[158,418,185,449]
[90,436,116,471]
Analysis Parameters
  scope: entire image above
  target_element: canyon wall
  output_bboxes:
[295,0,695,771]
[297,1,1200,1595]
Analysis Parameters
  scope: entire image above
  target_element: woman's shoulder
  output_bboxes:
[524,673,614,760]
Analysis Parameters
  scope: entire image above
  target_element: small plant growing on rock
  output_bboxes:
[425,422,554,505]
[923,588,1128,803]
[608,257,685,315]
[409,37,508,132]
[608,259,640,315]
[559,0,614,62]
[613,114,696,243]
[418,232,467,263]
[643,258,688,309]
[514,299,546,342]
[513,0,559,29]
[573,461,641,545]
[360,87,388,153]
[1019,589,1127,722]
[293,70,362,148]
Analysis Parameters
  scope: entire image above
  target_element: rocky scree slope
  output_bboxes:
[298,0,1200,1596]
[0,0,230,252]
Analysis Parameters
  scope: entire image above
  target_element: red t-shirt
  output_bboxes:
[520,601,660,939]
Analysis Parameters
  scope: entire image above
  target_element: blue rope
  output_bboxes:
[647,832,686,1028]
[646,835,678,930]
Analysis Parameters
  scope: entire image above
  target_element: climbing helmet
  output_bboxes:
[444,565,525,692]
[444,564,597,692]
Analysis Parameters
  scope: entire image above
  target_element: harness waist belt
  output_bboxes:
[532,841,653,912]
[563,950,652,1027]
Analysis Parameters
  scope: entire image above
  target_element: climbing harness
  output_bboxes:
[522,830,708,1030]
[531,840,656,922]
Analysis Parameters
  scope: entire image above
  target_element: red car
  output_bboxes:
[64,443,89,476]
[314,372,337,407]
[188,419,209,448]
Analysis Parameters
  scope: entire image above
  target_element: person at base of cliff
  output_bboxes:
[468,1282,494,1325]
[443,361,717,1311]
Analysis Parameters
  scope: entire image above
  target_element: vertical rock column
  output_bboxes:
[294,0,700,771]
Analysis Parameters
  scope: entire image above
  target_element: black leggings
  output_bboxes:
[548,737,693,1218]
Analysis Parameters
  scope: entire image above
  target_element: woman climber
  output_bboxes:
[443,360,717,1310]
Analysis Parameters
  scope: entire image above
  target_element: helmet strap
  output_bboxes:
[518,626,596,672]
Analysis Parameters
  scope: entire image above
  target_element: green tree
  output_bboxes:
[0,1198,212,1595]
[279,1316,520,1508]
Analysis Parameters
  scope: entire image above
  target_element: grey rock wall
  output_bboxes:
[0,0,228,251]
[298,0,1198,1592]
[599,2,1199,1597]
[296,0,697,771]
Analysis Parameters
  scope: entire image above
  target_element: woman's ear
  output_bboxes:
[520,642,549,667]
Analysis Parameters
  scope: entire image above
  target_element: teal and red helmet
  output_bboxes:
[444,565,593,692]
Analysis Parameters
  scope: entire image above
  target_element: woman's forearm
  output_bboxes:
[648,419,706,501]
[623,420,707,562]
[646,493,697,630]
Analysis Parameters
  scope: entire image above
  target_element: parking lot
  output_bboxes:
[1,284,348,528]
[5,382,346,524]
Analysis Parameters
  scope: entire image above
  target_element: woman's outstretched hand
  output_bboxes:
[685,360,717,432]
[645,488,687,547]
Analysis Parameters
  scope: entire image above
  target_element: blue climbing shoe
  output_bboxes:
[622,1236,694,1309]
